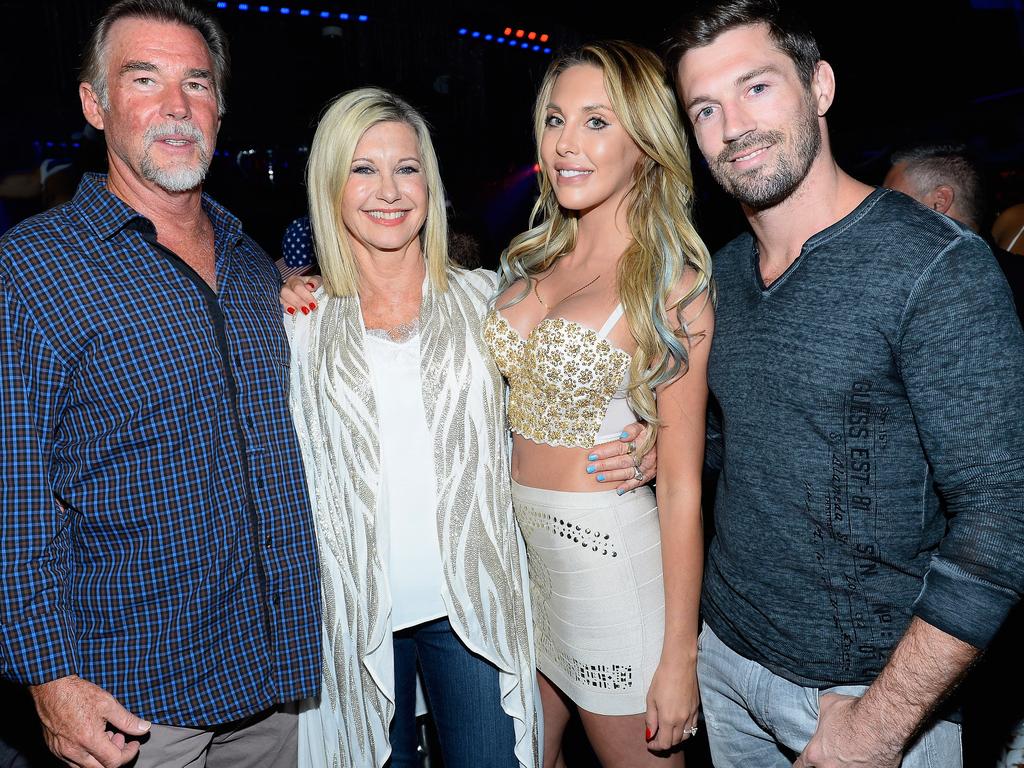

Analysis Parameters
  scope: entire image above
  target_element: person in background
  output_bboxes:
[884,142,1023,322]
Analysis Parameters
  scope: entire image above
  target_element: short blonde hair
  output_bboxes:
[306,88,449,296]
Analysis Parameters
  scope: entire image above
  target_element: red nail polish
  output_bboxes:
[645,727,653,741]
[306,282,316,290]
[301,306,309,315]
[309,301,317,310]
[286,307,296,315]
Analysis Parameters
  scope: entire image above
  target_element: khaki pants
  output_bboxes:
[133,703,298,768]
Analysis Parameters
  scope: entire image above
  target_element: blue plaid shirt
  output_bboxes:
[0,174,321,726]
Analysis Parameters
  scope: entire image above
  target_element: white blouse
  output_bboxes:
[364,328,446,631]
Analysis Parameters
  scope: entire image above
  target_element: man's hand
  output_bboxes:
[30,675,151,768]
[793,693,901,768]
[587,422,656,494]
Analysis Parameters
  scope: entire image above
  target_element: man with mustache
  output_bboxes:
[668,2,1024,767]
[0,2,321,766]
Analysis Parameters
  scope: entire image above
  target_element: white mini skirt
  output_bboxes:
[511,481,664,715]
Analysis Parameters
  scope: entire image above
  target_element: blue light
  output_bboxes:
[458,27,467,34]
[238,2,248,8]
[520,42,529,48]
[497,36,505,43]
[532,45,540,51]
[358,14,368,21]
[339,12,349,19]
[258,4,269,12]
[543,47,551,54]
[280,6,290,13]
[508,39,517,46]
[471,30,480,38]
[484,33,493,40]
[319,10,329,17]
[73,142,80,148]
[46,141,54,148]
[216,1,227,8]
[299,8,309,14]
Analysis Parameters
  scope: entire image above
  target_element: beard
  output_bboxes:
[139,121,212,193]
[709,98,822,211]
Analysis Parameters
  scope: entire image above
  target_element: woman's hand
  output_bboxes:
[585,422,657,494]
[280,275,322,315]
[644,654,700,753]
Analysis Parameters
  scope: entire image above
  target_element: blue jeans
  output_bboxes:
[389,617,517,768]
[697,623,962,767]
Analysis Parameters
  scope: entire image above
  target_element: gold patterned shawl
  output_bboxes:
[289,268,539,768]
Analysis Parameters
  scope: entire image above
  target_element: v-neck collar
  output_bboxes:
[751,187,889,296]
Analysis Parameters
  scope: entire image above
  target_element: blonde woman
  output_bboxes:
[483,41,714,766]
[279,88,655,768]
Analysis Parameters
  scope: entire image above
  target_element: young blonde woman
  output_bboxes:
[483,41,714,766]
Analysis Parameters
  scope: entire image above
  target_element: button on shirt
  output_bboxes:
[0,174,321,726]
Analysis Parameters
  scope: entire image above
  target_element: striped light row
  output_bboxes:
[212,2,368,21]
[457,27,551,54]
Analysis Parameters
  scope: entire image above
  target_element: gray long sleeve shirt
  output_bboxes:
[704,188,1024,688]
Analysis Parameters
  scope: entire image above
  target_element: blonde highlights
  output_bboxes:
[498,41,714,451]
[306,88,449,297]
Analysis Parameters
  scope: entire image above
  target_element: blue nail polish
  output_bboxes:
[620,431,629,439]
[617,489,625,496]
[588,453,598,461]
[586,465,596,474]
[597,474,605,482]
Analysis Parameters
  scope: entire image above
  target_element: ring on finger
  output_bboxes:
[632,465,645,482]
[625,441,636,455]
[688,726,698,737]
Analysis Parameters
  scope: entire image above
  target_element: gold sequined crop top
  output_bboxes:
[483,304,634,448]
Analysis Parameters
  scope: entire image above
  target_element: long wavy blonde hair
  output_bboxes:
[497,41,714,451]
[306,87,450,296]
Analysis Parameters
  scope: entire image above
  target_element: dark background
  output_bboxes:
[2,0,1024,258]
[0,1,1022,766]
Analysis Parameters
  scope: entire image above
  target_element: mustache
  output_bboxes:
[143,122,209,152]
[716,131,784,165]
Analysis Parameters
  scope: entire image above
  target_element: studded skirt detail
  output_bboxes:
[511,481,664,715]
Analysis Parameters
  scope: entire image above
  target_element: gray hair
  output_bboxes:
[891,143,986,230]
[80,0,230,115]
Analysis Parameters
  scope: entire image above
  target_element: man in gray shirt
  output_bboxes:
[668,2,1024,767]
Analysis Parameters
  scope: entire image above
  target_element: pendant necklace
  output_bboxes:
[533,271,601,309]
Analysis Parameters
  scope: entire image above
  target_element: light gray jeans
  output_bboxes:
[697,623,962,767]
[133,703,298,768]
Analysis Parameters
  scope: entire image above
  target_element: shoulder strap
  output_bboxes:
[596,304,625,339]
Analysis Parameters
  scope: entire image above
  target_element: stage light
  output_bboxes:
[527,31,536,40]
[532,45,540,51]
[543,47,551,54]
[215,1,227,8]
[458,27,467,34]
[540,34,548,42]
[258,4,269,12]
[471,30,480,37]
[237,2,248,8]
[508,39,517,46]
[299,8,309,15]
[515,29,524,37]
[504,26,511,35]
[533,163,540,173]
[339,12,349,19]
[358,14,368,21]
[485,33,494,40]
[497,36,505,43]
[320,10,329,17]
[280,6,290,13]
[520,42,529,48]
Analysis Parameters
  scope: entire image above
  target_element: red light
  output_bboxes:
[528,31,536,40]
[532,163,541,173]
[540,33,549,42]
[504,26,511,35]
[515,29,524,38]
